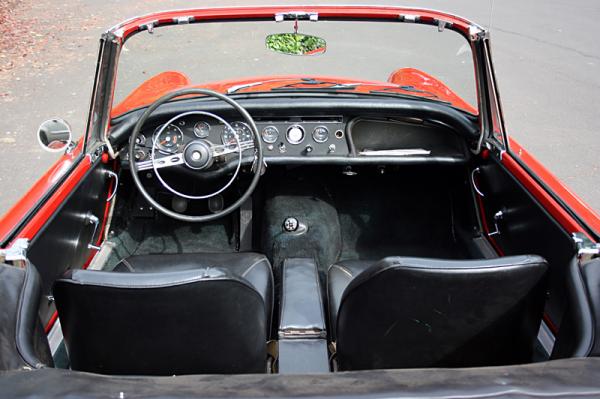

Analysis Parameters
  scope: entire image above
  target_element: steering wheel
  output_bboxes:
[129,88,263,222]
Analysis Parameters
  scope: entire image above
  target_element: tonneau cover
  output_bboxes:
[2,357,600,398]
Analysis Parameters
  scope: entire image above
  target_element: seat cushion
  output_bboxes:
[113,252,273,325]
[328,255,548,370]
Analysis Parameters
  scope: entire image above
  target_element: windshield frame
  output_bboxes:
[87,5,502,157]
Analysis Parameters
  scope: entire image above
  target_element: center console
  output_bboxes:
[278,258,330,374]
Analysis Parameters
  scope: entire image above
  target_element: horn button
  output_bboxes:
[183,140,213,170]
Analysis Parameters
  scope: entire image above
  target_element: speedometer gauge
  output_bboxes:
[221,121,253,145]
[153,124,184,153]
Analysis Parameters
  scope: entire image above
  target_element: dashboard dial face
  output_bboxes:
[221,121,253,145]
[312,126,329,143]
[261,126,279,144]
[193,121,211,138]
[286,125,305,145]
[153,124,184,153]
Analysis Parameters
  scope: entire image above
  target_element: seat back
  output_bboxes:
[335,256,548,370]
[53,268,268,375]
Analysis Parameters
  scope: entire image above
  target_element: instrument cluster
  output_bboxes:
[256,117,348,157]
[132,116,349,161]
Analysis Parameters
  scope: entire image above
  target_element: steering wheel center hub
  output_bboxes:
[183,140,213,170]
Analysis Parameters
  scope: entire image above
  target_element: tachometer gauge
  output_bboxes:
[261,126,279,144]
[221,121,253,145]
[193,121,211,138]
[153,124,184,153]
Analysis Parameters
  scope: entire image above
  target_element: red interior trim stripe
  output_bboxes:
[44,311,59,334]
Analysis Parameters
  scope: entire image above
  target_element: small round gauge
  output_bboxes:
[312,126,329,143]
[286,125,305,145]
[261,126,279,144]
[221,121,253,145]
[193,121,211,138]
[153,124,184,153]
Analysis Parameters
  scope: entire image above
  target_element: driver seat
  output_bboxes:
[53,252,273,375]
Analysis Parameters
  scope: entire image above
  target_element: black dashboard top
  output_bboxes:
[111,96,476,166]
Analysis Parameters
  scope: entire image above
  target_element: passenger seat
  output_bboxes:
[328,256,548,370]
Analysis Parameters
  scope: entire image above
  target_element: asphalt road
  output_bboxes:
[0,0,598,216]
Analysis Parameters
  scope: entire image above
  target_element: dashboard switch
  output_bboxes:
[279,143,287,153]
[328,144,336,153]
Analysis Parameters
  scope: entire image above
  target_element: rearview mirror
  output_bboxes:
[37,119,73,152]
[266,33,326,56]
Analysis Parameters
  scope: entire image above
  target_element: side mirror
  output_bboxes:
[37,119,73,153]
[265,33,326,56]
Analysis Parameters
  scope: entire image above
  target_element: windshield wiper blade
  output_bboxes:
[367,89,451,105]
[271,80,449,100]
[270,78,358,91]
[370,85,442,99]
[228,79,449,104]
[227,78,356,94]
[227,81,266,94]
[269,86,357,93]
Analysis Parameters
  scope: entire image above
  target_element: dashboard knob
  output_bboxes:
[286,125,305,144]
[304,145,313,154]
[283,217,299,232]
[279,143,287,153]
[328,144,336,153]
[134,149,147,161]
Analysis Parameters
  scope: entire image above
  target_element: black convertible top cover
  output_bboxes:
[2,357,600,398]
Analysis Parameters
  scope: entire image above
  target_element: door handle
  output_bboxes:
[85,212,101,250]
[106,170,118,202]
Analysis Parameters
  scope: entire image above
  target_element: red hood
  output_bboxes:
[111,69,477,118]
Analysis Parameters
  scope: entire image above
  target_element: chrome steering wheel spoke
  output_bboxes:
[211,140,255,157]
[136,154,184,171]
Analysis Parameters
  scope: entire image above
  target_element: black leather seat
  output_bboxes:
[53,252,273,375]
[328,256,548,370]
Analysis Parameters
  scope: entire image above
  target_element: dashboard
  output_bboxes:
[132,115,350,162]
[111,95,479,168]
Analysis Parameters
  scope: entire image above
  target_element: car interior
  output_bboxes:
[1,92,594,378]
[2,4,600,397]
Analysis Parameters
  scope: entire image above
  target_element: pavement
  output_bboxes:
[0,0,598,216]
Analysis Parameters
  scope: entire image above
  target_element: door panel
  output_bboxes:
[477,157,575,335]
[26,159,112,324]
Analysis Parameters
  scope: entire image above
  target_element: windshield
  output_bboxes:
[113,20,477,115]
